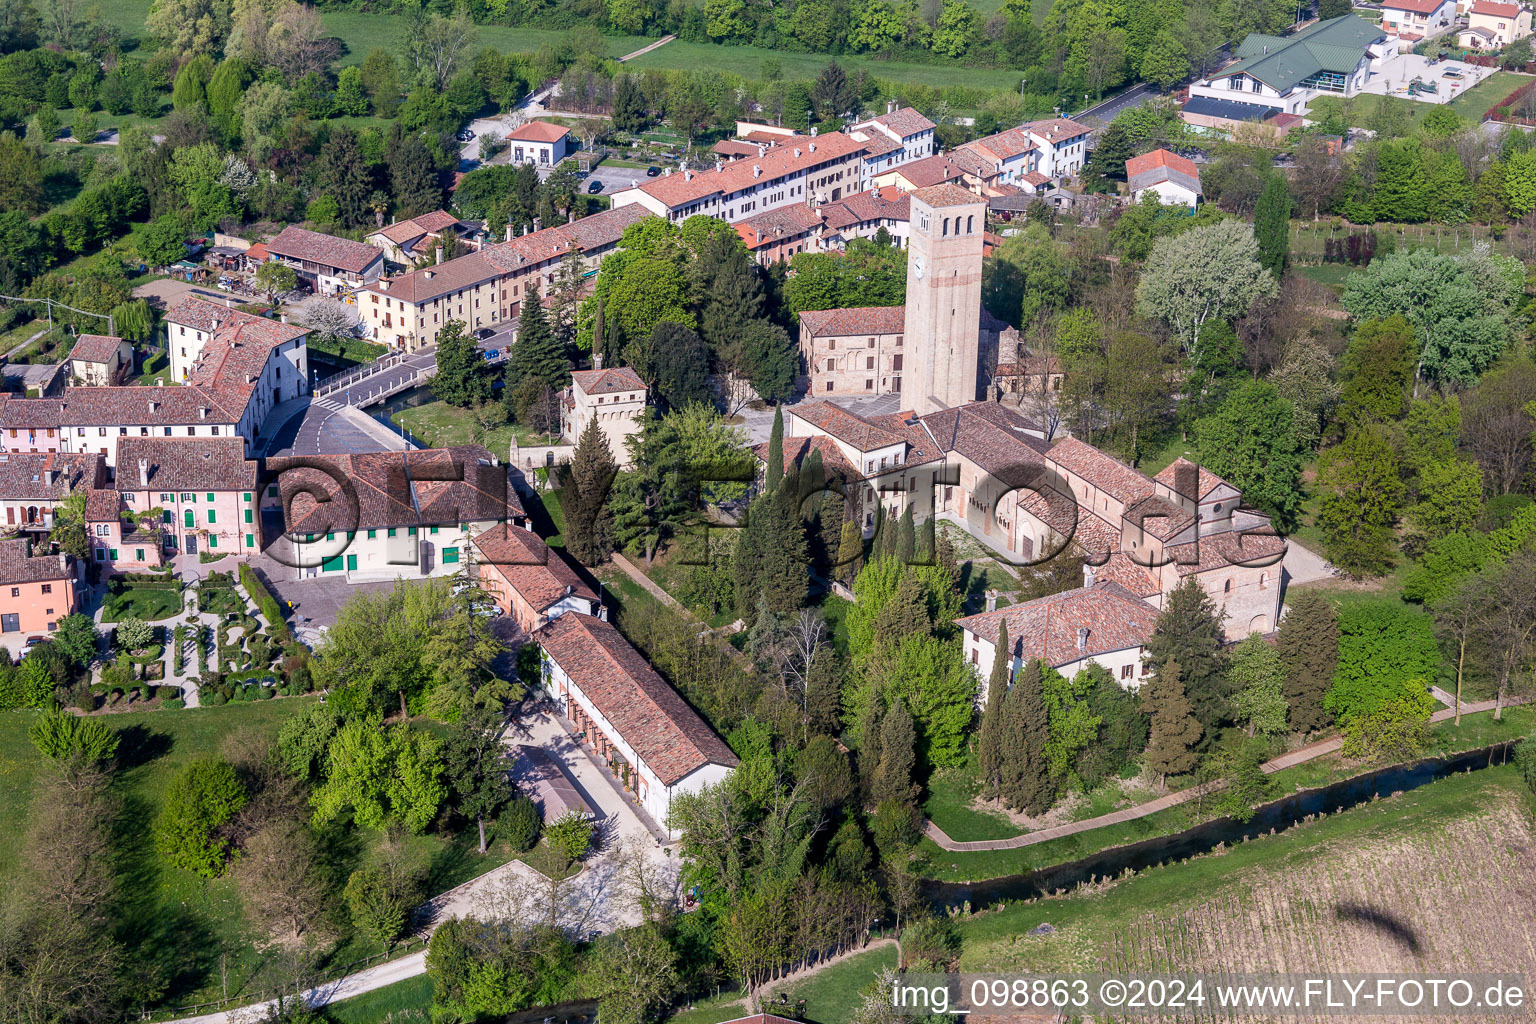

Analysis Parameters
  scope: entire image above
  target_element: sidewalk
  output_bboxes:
[926,695,1528,853]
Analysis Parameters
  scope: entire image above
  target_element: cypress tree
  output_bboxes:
[896,505,915,565]
[565,419,616,565]
[506,294,569,401]
[858,701,883,800]
[872,569,930,646]
[732,480,808,617]
[917,517,936,566]
[606,314,624,369]
[977,619,1010,798]
[388,131,444,218]
[1143,577,1229,737]
[1142,658,1203,784]
[317,126,372,228]
[999,659,1052,814]
[1254,174,1291,281]
[873,699,919,806]
[1275,590,1338,733]
[836,518,864,585]
[767,406,784,492]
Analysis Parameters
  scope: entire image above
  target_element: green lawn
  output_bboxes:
[322,974,434,1022]
[323,12,652,65]
[1295,262,1357,291]
[389,398,517,459]
[768,944,899,1024]
[0,318,44,356]
[102,580,184,622]
[923,756,1021,843]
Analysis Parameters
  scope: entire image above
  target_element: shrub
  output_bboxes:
[544,811,592,867]
[499,796,540,852]
[153,757,248,878]
[240,564,291,640]
[163,697,184,709]
[72,687,97,712]
[203,690,227,707]
[1516,738,1536,793]
[115,618,156,652]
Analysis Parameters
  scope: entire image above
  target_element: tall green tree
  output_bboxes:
[872,698,919,806]
[732,477,809,617]
[976,619,1010,798]
[1143,577,1227,737]
[1253,175,1290,280]
[1141,658,1202,784]
[1135,219,1278,357]
[1193,380,1307,530]
[505,292,568,398]
[1339,316,1417,424]
[431,321,491,408]
[997,659,1052,814]
[766,406,784,492]
[1226,633,1289,737]
[154,757,248,877]
[1318,424,1404,576]
[566,419,617,566]
[1274,589,1337,733]
[316,126,373,228]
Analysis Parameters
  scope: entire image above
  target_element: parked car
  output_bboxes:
[587,180,605,193]
[646,165,662,176]
[24,636,45,647]
[475,326,496,339]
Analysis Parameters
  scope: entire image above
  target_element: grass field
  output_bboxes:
[323,974,434,1023]
[627,39,1028,94]
[766,767,1536,1022]
[102,580,184,622]
[323,13,652,66]
[389,397,517,458]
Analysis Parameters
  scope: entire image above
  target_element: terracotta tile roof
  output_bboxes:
[374,220,428,245]
[734,203,823,249]
[412,210,464,234]
[1069,507,1122,560]
[1471,0,1521,14]
[894,156,966,189]
[1127,148,1202,195]
[267,445,521,534]
[908,182,982,207]
[1152,457,1231,500]
[368,251,501,305]
[622,131,868,211]
[534,612,738,786]
[866,411,946,468]
[712,139,762,159]
[570,366,644,396]
[266,225,382,275]
[0,538,71,585]
[751,434,859,479]
[1022,171,1051,187]
[866,107,936,137]
[817,187,910,232]
[116,437,257,492]
[1025,117,1092,141]
[996,354,1063,377]
[68,334,123,364]
[56,386,246,427]
[1046,437,1154,505]
[245,242,269,263]
[1091,552,1161,597]
[1382,0,1445,10]
[789,401,902,452]
[1168,523,1285,576]
[507,120,570,143]
[0,452,102,500]
[0,397,64,428]
[946,146,997,179]
[1123,493,1196,541]
[962,127,1037,163]
[798,305,905,337]
[955,581,1158,667]
[920,403,1050,487]
[854,131,904,157]
[472,522,595,612]
[83,487,119,522]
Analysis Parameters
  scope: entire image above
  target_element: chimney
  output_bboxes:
[380,279,391,292]
[58,552,68,572]
[199,407,209,419]
[809,141,817,153]
[1084,562,1097,586]
[1076,626,1089,651]
[155,378,164,387]
[506,217,514,239]
[683,169,693,180]
[435,247,443,265]
[45,469,56,486]
[752,164,762,178]
[598,604,609,621]
[424,269,434,280]
[793,146,801,158]
[757,143,766,157]
[138,458,148,488]
[211,316,221,332]
[811,126,818,137]
[533,216,542,232]
[887,99,896,114]
[985,589,997,612]
[148,400,160,413]
[715,159,723,172]
[279,314,287,323]
[593,350,604,370]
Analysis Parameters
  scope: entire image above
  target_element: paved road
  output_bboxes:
[926,695,1529,853]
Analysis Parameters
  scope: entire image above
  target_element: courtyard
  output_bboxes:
[1360,53,1499,104]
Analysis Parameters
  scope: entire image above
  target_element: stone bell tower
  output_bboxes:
[904,183,988,415]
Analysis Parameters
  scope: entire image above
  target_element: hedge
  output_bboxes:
[240,564,292,641]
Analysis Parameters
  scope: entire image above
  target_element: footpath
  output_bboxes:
[927,696,1524,853]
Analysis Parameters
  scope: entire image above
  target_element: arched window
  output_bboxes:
[1259,572,1269,589]
[967,215,974,233]
[942,217,950,236]
[1223,579,1232,594]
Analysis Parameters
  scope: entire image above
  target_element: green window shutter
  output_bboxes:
[244,508,253,523]
[443,547,459,564]
[207,510,216,524]
[162,509,173,524]
[109,548,117,560]
[209,535,217,548]
[135,549,144,561]
[322,554,343,572]
[429,526,439,535]
[346,554,358,571]
[245,534,254,548]
[183,509,194,529]
[325,532,334,542]
[268,485,278,497]
[408,526,418,536]
[207,492,215,502]
[306,533,314,543]
[244,492,252,502]
[387,528,396,538]
[367,529,376,539]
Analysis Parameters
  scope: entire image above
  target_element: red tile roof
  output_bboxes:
[1168,525,1286,576]
[116,437,257,492]
[0,538,71,585]
[908,182,983,208]
[962,127,1037,163]
[0,452,103,500]
[1025,117,1092,141]
[83,487,119,522]
[1126,148,1200,180]
[507,120,571,143]
[789,401,903,452]
[798,305,906,337]
[266,225,382,275]
[817,186,910,232]
[1382,0,1445,10]
[570,366,645,396]
[955,581,1158,667]
[920,403,1050,487]
[535,612,738,786]
[1046,437,1154,505]
[1152,457,1231,500]
[751,434,860,479]
[712,139,762,159]
[622,132,868,211]
[866,107,936,137]
[68,334,124,364]
[472,523,595,612]
[894,155,966,188]
[266,446,521,534]
[1123,493,1196,541]
[1470,0,1520,14]
[734,203,823,250]
[1091,552,1161,597]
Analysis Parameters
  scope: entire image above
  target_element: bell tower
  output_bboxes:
[904,184,987,415]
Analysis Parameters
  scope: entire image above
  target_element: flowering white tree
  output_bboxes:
[1134,219,1276,361]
